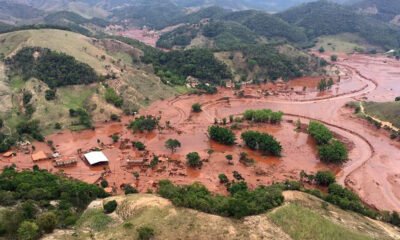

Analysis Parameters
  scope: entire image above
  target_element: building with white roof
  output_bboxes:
[84,151,109,165]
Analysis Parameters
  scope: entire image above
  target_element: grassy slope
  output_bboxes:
[0,29,177,134]
[315,33,379,53]
[48,192,399,240]
[364,102,400,128]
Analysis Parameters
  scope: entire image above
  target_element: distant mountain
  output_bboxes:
[0,1,44,24]
[278,1,400,49]
[352,0,400,24]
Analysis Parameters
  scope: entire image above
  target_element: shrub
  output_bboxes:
[186,152,201,168]
[208,125,236,145]
[36,212,57,233]
[330,55,338,62]
[44,89,56,101]
[315,171,336,186]
[104,87,123,108]
[17,221,39,240]
[124,185,138,195]
[395,96,400,102]
[100,179,109,188]
[318,140,348,164]
[103,200,118,214]
[137,226,155,240]
[150,156,159,168]
[191,103,202,112]
[110,114,120,121]
[218,174,229,184]
[133,141,146,151]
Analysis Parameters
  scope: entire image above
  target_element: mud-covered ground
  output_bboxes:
[1,53,399,211]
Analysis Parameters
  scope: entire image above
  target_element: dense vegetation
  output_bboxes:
[352,0,400,22]
[0,166,107,239]
[243,109,283,124]
[278,1,400,49]
[208,125,236,145]
[142,48,231,85]
[6,47,99,89]
[158,180,284,218]
[223,10,308,44]
[241,131,282,156]
[308,121,348,164]
[241,44,316,81]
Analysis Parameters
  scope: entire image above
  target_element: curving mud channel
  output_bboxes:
[1,53,399,212]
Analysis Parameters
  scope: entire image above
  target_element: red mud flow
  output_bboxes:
[0,53,399,211]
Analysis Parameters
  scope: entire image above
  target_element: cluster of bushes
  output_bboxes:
[0,133,16,153]
[0,166,107,239]
[69,108,92,129]
[157,25,198,49]
[104,87,123,108]
[6,47,99,89]
[157,180,283,218]
[128,116,159,133]
[243,109,283,124]
[308,121,348,164]
[208,125,236,145]
[195,83,218,94]
[241,131,282,156]
[16,120,45,142]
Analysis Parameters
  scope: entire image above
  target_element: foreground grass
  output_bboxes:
[269,204,373,240]
[364,102,400,129]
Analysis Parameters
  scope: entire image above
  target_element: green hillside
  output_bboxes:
[353,0,400,23]
[278,1,400,49]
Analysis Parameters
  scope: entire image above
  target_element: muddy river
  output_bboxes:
[1,53,399,211]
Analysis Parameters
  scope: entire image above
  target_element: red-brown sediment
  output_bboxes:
[0,53,399,211]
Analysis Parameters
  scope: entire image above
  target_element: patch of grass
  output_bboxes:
[364,101,400,128]
[76,209,113,232]
[315,33,370,53]
[9,75,25,91]
[58,86,95,109]
[269,203,373,240]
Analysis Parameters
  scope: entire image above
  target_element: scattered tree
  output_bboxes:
[186,152,201,168]
[103,200,118,214]
[191,103,202,113]
[165,139,181,153]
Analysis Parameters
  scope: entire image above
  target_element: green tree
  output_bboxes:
[318,78,327,92]
[218,174,229,184]
[191,103,202,113]
[17,221,39,240]
[103,200,118,214]
[36,212,57,234]
[133,141,146,151]
[319,140,348,164]
[208,125,236,145]
[165,139,181,153]
[330,55,338,62]
[315,171,336,186]
[319,46,325,53]
[186,152,201,168]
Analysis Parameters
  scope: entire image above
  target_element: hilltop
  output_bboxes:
[45,192,399,240]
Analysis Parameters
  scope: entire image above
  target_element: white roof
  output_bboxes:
[84,151,109,165]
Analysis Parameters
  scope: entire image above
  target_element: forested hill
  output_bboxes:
[352,0,400,23]
[6,47,99,89]
[278,1,400,49]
